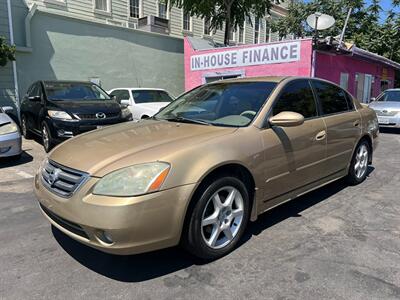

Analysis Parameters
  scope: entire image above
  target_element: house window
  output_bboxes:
[229,27,235,42]
[130,0,140,18]
[254,17,260,44]
[238,22,245,43]
[204,17,211,35]
[265,22,270,42]
[94,0,109,12]
[183,11,191,31]
[158,0,168,19]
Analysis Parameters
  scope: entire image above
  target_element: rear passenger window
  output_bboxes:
[313,81,349,115]
[273,80,317,119]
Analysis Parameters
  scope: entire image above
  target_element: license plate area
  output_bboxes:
[378,117,390,124]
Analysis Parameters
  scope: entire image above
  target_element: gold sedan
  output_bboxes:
[34,77,379,260]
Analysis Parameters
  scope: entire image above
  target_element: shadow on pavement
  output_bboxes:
[379,128,399,134]
[0,151,33,168]
[53,167,374,283]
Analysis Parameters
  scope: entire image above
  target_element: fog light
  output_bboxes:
[96,230,113,245]
[0,146,11,154]
[57,130,73,137]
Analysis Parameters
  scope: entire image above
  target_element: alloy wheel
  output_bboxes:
[42,125,49,151]
[22,117,27,136]
[201,186,244,249]
[354,144,369,179]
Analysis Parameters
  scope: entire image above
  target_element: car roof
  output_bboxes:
[42,80,96,85]
[109,88,168,91]
[216,76,288,84]
[384,88,400,92]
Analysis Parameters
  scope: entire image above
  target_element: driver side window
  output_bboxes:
[273,80,317,119]
[111,90,130,104]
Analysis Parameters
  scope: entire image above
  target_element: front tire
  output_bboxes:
[183,176,250,260]
[41,122,54,153]
[21,115,33,139]
[346,140,370,185]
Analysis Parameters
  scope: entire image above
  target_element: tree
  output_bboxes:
[0,36,15,67]
[167,0,281,45]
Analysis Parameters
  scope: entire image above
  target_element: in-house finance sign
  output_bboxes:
[190,41,301,71]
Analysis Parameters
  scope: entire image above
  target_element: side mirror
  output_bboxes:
[370,97,376,102]
[1,106,14,114]
[28,95,41,102]
[269,111,305,127]
[120,99,130,107]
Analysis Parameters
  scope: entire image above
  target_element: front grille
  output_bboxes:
[375,110,398,116]
[76,112,120,120]
[41,160,88,198]
[40,203,89,240]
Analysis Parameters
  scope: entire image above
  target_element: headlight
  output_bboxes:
[93,162,170,196]
[0,122,18,135]
[48,110,72,120]
[121,108,132,119]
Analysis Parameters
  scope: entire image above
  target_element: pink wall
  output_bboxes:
[184,38,313,91]
[315,52,395,98]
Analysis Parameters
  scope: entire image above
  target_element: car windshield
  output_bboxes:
[155,81,277,127]
[44,82,111,101]
[378,90,400,102]
[132,90,173,104]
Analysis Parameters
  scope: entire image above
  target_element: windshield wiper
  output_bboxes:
[162,116,211,126]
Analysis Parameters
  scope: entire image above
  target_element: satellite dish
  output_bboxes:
[307,13,335,30]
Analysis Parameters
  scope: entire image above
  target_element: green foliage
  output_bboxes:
[167,0,280,45]
[0,36,15,67]
[269,0,400,63]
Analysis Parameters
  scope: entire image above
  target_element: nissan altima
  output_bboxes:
[34,77,379,260]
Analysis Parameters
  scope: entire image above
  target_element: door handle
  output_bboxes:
[315,130,326,141]
[353,120,360,127]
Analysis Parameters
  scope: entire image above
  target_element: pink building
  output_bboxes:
[184,37,400,103]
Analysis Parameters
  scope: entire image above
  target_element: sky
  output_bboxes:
[365,0,400,21]
[303,0,399,22]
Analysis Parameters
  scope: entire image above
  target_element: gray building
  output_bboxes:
[0,0,288,116]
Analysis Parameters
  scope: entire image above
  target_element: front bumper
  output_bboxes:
[34,172,195,255]
[376,114,400,128]
[0,131,22,157]
[47,117,132,143]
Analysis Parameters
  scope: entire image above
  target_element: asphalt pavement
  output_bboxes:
[1,130,400,300]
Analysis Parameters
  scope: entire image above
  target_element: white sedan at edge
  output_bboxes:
[0,106,22,159]
[108,88,174,121]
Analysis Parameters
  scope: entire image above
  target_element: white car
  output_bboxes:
[0,106,22,159]
[108,88,174,120]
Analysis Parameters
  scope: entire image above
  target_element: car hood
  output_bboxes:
[369,101,400,111]
[0,113,13,126]
[48,100,121,114]
[49,120,237,176]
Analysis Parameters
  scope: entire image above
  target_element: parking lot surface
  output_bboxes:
[1,131,400,300]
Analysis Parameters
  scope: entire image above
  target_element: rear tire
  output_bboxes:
[21,115,33,139]
[346,140,370,185]
[183,176,250,260]
[41,122,54,153]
